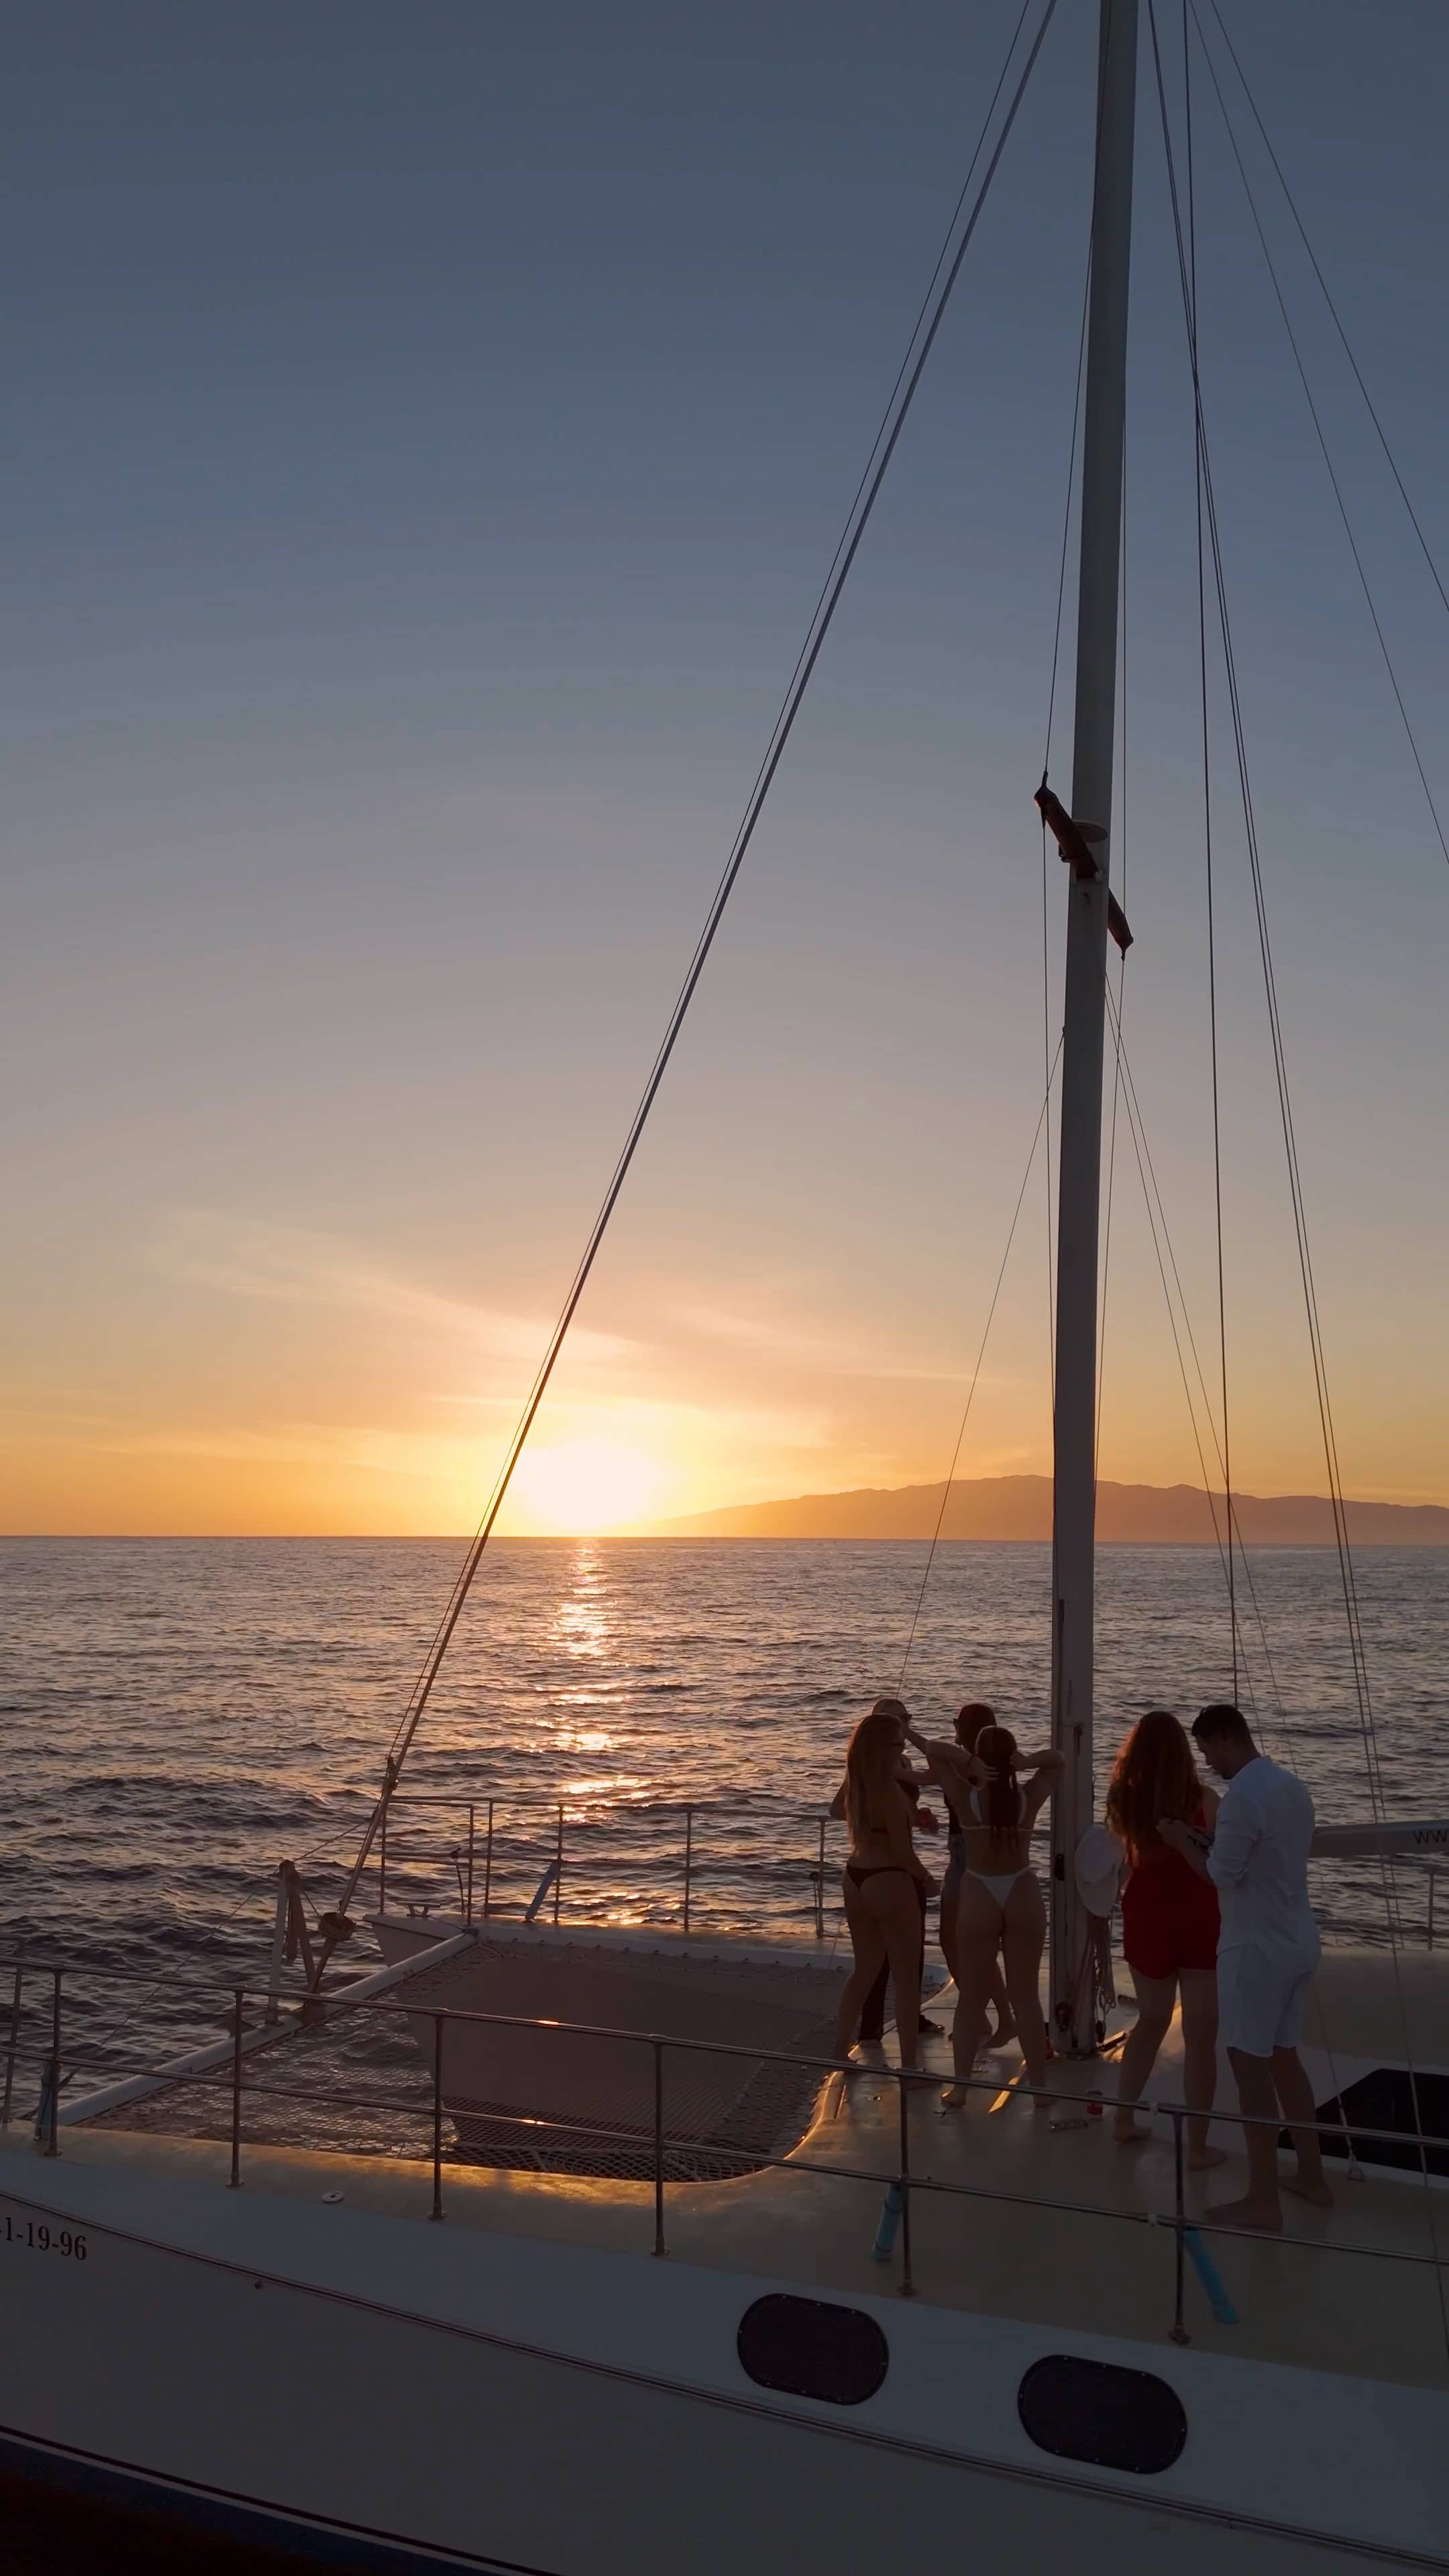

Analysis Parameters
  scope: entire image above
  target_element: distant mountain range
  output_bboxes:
[656,1475,1449,1545]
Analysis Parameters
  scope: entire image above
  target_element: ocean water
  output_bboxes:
[2,1537,1445,2104]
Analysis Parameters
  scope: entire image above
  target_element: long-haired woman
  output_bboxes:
[938,1724,1062,2107]
[834,1699,935,2071]
[1105,1708,1224,2167]
[909,1703,1052,2051]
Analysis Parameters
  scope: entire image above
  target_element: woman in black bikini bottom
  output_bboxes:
[833,1700,936,2071]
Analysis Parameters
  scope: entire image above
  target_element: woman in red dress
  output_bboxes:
[1106,1709,1225,2169]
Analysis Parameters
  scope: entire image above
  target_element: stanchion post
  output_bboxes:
[1,1938,25,2129]
[466,1806,476,1926]
[379,1799,388,1919]
[228,1987,244,2188]
[896,2070,914,2296]
[554,1803,564,1925]
[431,2012,445,2222]
[484,1800,494,1920]
[683,1807,693,1936]
[1169,2104,1189,2344]
[45,1969,62,2158]
[652,2039,667,2258]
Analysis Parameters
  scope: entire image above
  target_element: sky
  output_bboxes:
[2,0,1446,1536]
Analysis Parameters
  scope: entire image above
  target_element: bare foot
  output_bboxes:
[990,2018,1018,2049]
[1185,2145,1230,2172]
[1114,2119,1152,2148]
[941,2084,969,2110]
[1283,2172,1335,2208]
[1206,2194,1282,2234]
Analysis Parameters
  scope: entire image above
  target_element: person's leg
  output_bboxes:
[1112,1969,1176,2144]
[913,1880,942,2033]
[835,1876,888,2061]
[1208,2046,1283,2230]
[1002,1872,1051,2097]
[943,1876,1002,2105]
[1273,2045,1333,2206]
[857,1949,889,2047]
[937,1873,961,1988]
[1177,1968,1226,2169]
[871,1878,924,2072]
[987,1955,1016,2046]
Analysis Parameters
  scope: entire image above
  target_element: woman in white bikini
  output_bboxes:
[908,1706,1056,2056]
[833,1699,936,2072]
[932,1724,1063,2107]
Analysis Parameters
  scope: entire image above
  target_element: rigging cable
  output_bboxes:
[1104,978,1285,1736]
[1151,0,1396,1845]
[1198,0,1449,625]
[1183,0,1237,1695]
[1147,8,1446,2343]
[898,1038,1063,1690]
[1148,0,1378,1815]
[1188,7,1448,873]
[333,0,1065,1915]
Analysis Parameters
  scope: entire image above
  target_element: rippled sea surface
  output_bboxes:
[3,1538,1445,2104]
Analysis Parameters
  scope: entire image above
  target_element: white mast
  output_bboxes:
[1046,0,1138,2053]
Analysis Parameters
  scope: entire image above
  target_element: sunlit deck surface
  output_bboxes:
[60,1946,1449,2393]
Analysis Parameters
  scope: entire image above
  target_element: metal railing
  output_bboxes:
[364,1794,1446,1953]
[374,1792,835,1941]
[1,1946,1446,2359]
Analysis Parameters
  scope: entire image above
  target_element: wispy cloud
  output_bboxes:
[667,1293,983,1387]
[156,1213,637,1376]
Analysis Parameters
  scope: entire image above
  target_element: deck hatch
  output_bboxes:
[736,2294,888,2406]
[1017,2355,1186,2474]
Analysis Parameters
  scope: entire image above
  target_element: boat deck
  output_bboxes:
[54,1965,1449,2394]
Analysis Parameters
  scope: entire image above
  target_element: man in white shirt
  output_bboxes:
[1159,1703,1331,2232]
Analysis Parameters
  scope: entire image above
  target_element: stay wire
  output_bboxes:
[1151,0,1383,1799]
[333,0,1066,1911]
[1198,0,1449,626]
[1106,998,1257,1730]
[1149,0,1373,1754]
[898,1036,1063,1690]
[1148,11,1442,2302]
[1188,7,1449,873]
[1181,1,1237,1697]
[1104,979,1290,1735]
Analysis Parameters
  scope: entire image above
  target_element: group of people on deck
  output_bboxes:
[834,1694,1331,2232]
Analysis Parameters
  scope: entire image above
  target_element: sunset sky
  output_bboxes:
[3,1,1446,1536]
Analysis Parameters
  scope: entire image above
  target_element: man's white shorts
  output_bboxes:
[1217,1945,1316,2057]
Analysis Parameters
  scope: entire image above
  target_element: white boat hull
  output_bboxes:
[3,2137,1445,2574]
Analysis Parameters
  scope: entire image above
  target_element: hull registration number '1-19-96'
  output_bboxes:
[4,2213,87,2260]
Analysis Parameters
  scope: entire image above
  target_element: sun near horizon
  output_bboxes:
[2,3,1445,1546]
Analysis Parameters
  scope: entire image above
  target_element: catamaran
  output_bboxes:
[4,2,1447,2567]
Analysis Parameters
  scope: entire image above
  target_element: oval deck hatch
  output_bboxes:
[1018,2353,1187,2475]
[737,2294,888,2406]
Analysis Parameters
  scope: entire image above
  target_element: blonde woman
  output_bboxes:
[833,1699,936,2071]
